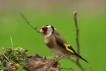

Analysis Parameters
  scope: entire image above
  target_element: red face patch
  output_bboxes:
[41,26,48,35]
[42,26,47,29]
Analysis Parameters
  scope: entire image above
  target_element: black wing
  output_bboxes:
[55,37,88,63]
[55,38,75,54]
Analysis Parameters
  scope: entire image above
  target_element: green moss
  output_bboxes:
[0,47,27,71]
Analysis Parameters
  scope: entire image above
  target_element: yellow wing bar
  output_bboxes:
[63,43,74,53]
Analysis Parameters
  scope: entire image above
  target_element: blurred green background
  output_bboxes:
[0,0,106,71]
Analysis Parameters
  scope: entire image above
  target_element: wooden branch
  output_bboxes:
[26,54,60,71]
[20,13,40,33]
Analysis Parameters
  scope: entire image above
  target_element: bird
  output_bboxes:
[39,25,88,63]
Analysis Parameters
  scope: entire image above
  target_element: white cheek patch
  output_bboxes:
[44,32,52,37]
[44,25,53,37]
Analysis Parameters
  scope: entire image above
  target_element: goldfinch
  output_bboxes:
[39,25,88,63]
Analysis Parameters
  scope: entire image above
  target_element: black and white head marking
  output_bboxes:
[40,25,55,37]
[45,25,54,37]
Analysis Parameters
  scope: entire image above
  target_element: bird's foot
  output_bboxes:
[54,55,64,61]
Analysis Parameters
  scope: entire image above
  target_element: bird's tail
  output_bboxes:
[75,53,89,63]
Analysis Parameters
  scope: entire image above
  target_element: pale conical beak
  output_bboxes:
[39,29,43,33]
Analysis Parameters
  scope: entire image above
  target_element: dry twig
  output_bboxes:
[20,13,40,33]
[67,11,86,71]
[73,11,86,71]
[73,11,80,63]
[72,11,94,71]
[68,58,85,71]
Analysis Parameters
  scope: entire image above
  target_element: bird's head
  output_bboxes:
[39,25,54,37]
